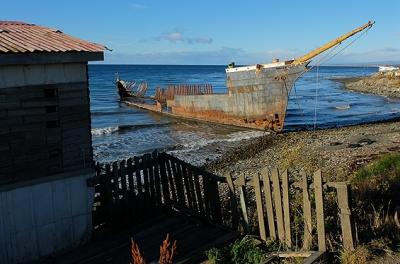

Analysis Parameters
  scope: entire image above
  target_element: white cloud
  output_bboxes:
[187,37,213,44]
[130,3,147,9]
[158,32,184,42]
[100,47,300,65]
[142,29,213,45]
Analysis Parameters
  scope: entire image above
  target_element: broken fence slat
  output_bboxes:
[181,163,194,210]
[152,152,162,206]
[187,168,198,213]
[314,170,326,252]
[272,168,285,243]
[119,160,129,224]
[158,155,171,207]
[127,158,137,221]
[302,172,313,251]
[165,158,177,203]
[174,162,186,207]
[237,174,250,233]
[225,172,239,230]
[337,184,355,251]
[192,171,205,216]
[281,169,292,248]
[261,167,276,239]
[252,173,267,241]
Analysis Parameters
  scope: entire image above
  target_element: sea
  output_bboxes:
[89,65,400,163]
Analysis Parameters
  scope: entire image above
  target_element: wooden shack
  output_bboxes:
[0,21,104,263]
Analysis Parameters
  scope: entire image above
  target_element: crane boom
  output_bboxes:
[292,21,374,65]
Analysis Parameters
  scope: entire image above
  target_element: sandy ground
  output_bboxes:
[204,120,400,182]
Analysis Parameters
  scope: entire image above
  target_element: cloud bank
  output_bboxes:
[98,46,400,65]
[142,30,213,45]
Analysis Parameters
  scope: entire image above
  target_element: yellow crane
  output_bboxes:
[292,21,375,65]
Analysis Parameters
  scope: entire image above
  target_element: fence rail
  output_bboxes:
[91,151,355,253]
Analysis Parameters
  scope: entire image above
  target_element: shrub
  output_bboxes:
[339,246,371,264]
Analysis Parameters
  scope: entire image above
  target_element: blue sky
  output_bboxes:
[2,0,400,65]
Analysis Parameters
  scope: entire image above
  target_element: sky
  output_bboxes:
[2,0,400,65]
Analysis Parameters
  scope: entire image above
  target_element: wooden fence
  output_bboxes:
[92,151,225,230]
[91,151,356,253]
[225,169,356,252]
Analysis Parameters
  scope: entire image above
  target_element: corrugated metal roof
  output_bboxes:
[0,21,105,54]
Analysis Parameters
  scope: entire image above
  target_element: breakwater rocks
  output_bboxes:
[334,71,400,98]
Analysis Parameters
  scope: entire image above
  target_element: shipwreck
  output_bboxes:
[117,21,374,132]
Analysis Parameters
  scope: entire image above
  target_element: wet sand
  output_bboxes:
[204,120,400,182]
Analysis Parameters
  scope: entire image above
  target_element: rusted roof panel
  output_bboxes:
[0,21,104,54]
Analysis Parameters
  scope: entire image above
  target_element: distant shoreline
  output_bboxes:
[331,74,400,98]
[89,63,380,68]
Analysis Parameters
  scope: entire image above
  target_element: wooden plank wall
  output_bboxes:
[0,63,92,184]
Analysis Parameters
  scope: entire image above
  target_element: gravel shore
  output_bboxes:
[205,121,400,182]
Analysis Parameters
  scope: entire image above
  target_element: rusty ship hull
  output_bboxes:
[167,62,308,131]
[122,62,308,132]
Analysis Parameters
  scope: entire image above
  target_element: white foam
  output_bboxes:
[91,126,119,136]
[170,130,267,154]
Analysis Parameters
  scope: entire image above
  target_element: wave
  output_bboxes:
[91,123,172,136]
[92,127,119,136]
[171,130,266,153]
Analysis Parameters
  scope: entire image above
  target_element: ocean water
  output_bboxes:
[89,65,400,162]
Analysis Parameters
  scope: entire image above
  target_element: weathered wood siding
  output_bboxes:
[0,63,93,184]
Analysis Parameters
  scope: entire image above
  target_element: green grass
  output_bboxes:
[352,152,400,184]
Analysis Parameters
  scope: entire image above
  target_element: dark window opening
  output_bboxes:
[46,120,59,128]
[44,88,57,98]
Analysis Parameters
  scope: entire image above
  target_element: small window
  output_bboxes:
[46,120,59,128]
[44,88,57,98]
[46,105,58,113]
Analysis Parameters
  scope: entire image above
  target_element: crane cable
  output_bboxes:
[306,26,372,131]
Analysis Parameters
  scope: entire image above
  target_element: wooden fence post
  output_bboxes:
[225,172,239,230]
[261,167,276,239]
[165,158,177,203]
[119,160,128,225]
[252,173,267,241]
[281,169,292,248]
[271,168,285,243]
[152,151,162,206]
[337,184,355,251]
[314,170,326,252]
[237,174,250,233]
[186,167,198,213]
[126,158,136,221]
[302,172,313,250]
[172,161,185,207]
[181,163,194,210]
[112,161,121,227]
[158,155,170,207]
[192,170,205,216]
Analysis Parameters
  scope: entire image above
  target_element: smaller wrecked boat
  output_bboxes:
[117,21,374,132]
[116,74,148,99]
